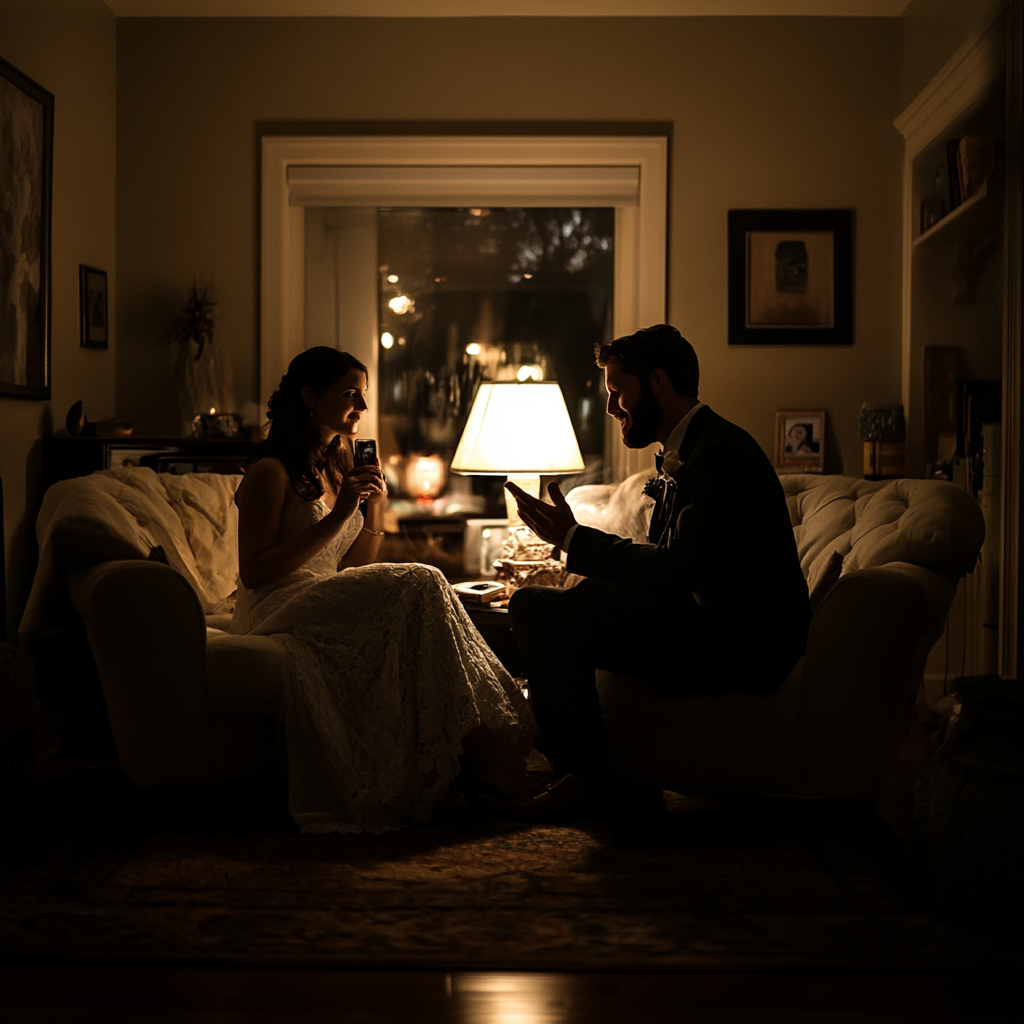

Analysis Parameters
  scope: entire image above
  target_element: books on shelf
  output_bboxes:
[945,139,963,211]
[958,136,996,202]
[920,136,997,237]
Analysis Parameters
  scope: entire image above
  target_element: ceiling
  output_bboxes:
[102,1,914,18]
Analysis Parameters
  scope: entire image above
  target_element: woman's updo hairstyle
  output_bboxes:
[247,346,368,501]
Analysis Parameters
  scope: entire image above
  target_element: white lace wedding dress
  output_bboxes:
[230,488,534,834]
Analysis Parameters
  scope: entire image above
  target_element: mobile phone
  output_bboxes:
[353,438,378,467]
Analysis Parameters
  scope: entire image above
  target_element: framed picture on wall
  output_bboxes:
[79,266,109,349]
[0,57,54,398]
[775,410,826,474]
[728,209,853,346]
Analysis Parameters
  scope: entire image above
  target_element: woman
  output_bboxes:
[231,347,535,833]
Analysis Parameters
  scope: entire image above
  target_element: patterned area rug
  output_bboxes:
[0,769,1015,971]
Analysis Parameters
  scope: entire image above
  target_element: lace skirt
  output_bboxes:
[231,561,533,833]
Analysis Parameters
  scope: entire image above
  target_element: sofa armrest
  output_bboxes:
[802,561,956,800]
[68,560,210,788]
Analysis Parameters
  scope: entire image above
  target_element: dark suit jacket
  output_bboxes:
[566,406,811,696]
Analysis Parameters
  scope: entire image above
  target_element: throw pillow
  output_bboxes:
[809,549,844,615]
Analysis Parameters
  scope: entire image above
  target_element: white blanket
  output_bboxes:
[21,468,241,634]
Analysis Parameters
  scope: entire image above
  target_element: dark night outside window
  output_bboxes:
[376,206,614,488]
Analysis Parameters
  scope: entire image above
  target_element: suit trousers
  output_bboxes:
[507,578,709,778]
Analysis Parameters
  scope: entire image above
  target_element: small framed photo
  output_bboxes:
[775,410,826,474]
[728,209,853,346]
[79,265,108,348]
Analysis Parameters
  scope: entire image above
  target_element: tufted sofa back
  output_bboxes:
[782,474,986,594]
[567,470,986,593]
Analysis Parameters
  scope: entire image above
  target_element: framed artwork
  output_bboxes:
[775,410,826,474]
[728,209,853,346]
[0,57,53,399]
[79,266,108,349]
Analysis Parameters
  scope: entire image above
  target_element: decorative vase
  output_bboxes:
[176,338,234,437]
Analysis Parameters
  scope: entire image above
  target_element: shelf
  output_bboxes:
[915,179,997,249]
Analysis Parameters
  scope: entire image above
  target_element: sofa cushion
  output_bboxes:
[808,550,843,614]
[598,657,804,736]
[206,632,288,718]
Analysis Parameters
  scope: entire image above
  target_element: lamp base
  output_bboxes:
[503,474,540,526]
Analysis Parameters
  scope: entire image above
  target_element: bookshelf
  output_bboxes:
[894,4,1020,682]
[914,177,992,250]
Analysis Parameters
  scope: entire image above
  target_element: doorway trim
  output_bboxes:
[261,133,668,481]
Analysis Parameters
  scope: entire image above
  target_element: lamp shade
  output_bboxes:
[451,381,585,475]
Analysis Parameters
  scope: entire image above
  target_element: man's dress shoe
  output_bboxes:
[496,773,608,821]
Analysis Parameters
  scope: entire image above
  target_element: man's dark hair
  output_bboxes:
[595,324,699,397]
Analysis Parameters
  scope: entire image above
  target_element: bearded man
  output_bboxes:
[503,324,811,827]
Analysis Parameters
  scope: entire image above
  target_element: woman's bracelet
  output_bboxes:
[361,526,385,537]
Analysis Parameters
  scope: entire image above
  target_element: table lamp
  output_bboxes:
[450,381,585,524]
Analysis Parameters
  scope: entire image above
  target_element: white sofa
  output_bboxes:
[22,468,285,787]
[23,466,984,802]
[568,471,985,801]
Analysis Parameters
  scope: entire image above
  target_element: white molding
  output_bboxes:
[894,2,1005,159]
[261,134,668,479]
[894,8,1006,450]
[285,165,641,207]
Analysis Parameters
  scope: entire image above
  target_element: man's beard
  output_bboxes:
[623,384,660,448]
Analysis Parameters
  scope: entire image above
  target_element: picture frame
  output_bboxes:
[775,410,826,474]
[79,265,108,349]
[0,57,53,399]
[728,209,853,346]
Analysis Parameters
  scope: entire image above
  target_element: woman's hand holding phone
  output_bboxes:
[331,438,386,520]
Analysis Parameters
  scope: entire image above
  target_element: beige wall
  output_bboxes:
[900,0,1003,110]
[117,15,904,480]
[0,0,117,639]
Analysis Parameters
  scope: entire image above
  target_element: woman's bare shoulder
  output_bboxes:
[246,455,290,479]
[236,456,291,504]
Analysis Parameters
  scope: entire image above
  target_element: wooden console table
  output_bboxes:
[42,436,254,489]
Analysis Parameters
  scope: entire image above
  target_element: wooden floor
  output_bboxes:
[3,963,1019,1023]
[5,723,1018,1023]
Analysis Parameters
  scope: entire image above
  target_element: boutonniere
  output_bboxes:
[661,450,683,478]
[642,476,665,501]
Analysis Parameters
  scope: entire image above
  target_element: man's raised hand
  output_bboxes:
[504,481,577,549]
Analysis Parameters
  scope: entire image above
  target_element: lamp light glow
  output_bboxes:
[451,382,584,476]
[451,381,585,526]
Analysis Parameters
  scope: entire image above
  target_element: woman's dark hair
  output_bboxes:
[595,324,699,397]
[246,346,368,501]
